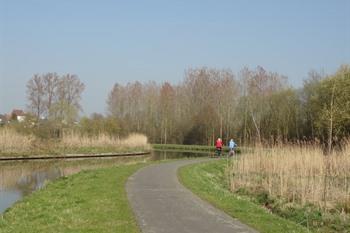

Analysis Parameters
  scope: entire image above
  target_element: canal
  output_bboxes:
[0,150,208,214]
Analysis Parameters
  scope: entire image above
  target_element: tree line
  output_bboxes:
[25,65,350,150]
[106,65,350,149]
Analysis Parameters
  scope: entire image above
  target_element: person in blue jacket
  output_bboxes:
[228,139,237,156]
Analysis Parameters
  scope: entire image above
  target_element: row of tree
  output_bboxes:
[106,65,350,149]
[25,65,350,150]
[26,73,85,124]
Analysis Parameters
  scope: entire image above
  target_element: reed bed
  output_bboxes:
[230,143,350,211]
[60,131,150,150]
[0,128,33,153]
[0,127,150,155]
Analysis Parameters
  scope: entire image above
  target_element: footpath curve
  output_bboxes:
[126,159,258,233]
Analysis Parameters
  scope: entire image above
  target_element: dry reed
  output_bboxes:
[60,131,150,150]
[0,127,150,155]
[0,128,33,153]
[230,143,350,210]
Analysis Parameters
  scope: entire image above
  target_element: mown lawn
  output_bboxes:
[0,163,145,233]
[178,160,310,233]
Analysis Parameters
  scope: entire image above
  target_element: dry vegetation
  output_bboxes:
[0,127,150,156]
[61,131,150,151]
[230,143,350,211]
[0,128,34,154]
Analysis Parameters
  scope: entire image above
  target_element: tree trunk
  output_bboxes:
[220,116,223,139]
[250,111,261,144]
[328,83,336,154]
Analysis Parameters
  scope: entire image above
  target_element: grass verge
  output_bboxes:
[0,163,145,233]
[178,159,309,233]
[152,144,243,154]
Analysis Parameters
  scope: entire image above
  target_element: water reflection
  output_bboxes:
[0,151,208,214]
[151,150,210,160]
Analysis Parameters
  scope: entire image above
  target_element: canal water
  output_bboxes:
[0,150,209,214]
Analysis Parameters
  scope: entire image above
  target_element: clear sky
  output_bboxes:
[1,0,349,115]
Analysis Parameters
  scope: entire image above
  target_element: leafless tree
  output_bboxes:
[43,72,59,115]
[26,74,45,119]
[104,64,349,145]
[27,73,84,124]
[58,74,85,110]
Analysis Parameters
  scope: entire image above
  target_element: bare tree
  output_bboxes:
[27,73,85,124]
[26,74,45,119]
[160,82,175,144]
[103,64,349,145]
[50,74,85,123]
[43,72,59,116]
[58,74,85,110]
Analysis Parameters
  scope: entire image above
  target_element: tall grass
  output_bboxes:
[0,127,150,155]
[61,131,150,151]
[0,128,33,153]
[230,143,350,211]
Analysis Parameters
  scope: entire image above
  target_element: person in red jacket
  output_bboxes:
[215,138,223,156]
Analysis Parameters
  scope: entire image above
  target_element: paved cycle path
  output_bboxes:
[126,159,258,233]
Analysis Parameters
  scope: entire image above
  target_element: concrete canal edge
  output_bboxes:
[0,151,151,161]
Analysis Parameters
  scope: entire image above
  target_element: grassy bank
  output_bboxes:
[178,160,309,233]
[153,143,242,154]
[0,128,151,157]
[0,163,145,233]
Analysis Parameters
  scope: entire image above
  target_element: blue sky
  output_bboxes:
[1,0,349,115]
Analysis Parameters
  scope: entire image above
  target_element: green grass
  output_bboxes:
[178,160,310,233]
[0,163,146,233]
[152,143,243,154]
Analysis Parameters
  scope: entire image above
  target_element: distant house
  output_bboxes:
[0,114,7,125]
[11,109,26,122]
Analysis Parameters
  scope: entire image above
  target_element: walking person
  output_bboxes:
[229,138,237,156]
[215,138,223,157]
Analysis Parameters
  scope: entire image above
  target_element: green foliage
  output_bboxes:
[183,123,208,145]
[256,191,274,206]
[49,100,79,125]
[79,114,120,136]
[312,65,350,139]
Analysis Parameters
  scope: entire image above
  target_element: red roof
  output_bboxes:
[11,109,25,116]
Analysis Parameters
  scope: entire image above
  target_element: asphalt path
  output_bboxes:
[126,159,258,233]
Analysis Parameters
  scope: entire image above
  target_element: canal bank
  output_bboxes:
[0,162,146,233]
[0,151,150,161]
[0,150,207,214]
[0,150,210,232]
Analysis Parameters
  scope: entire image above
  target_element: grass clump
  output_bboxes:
[0,163,145,233]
